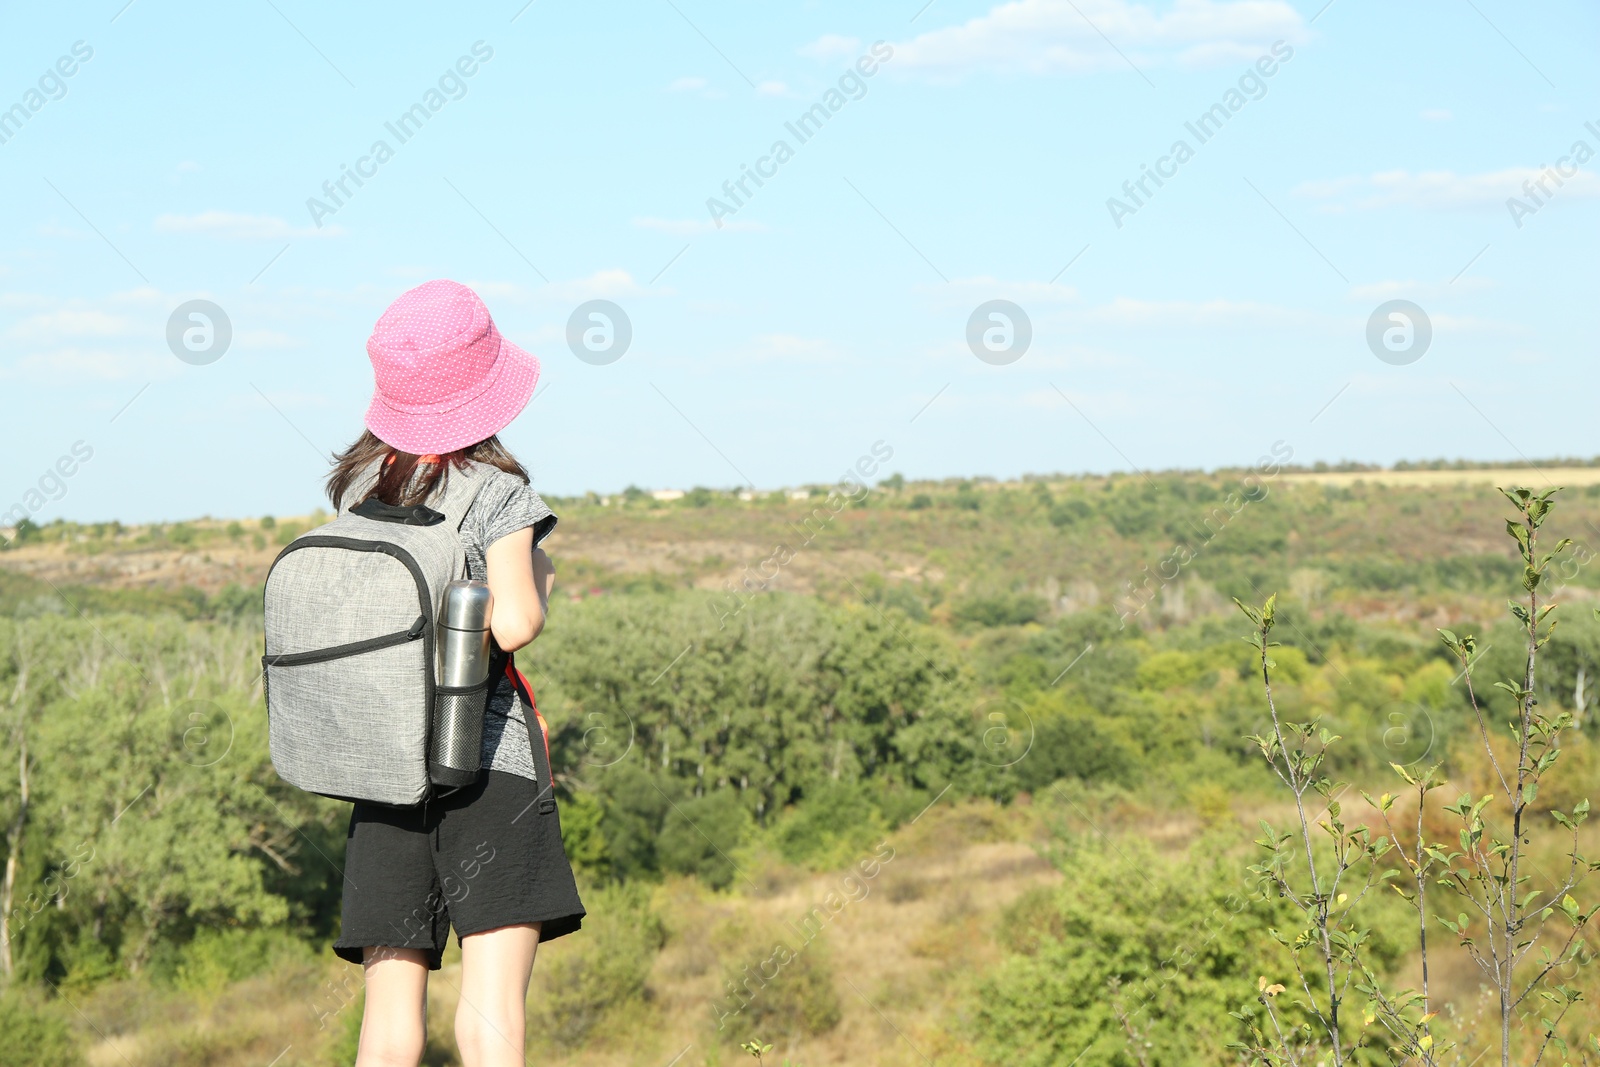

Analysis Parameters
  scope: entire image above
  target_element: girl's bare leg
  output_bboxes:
[455,922,542,1067]
[356,946,431,1067]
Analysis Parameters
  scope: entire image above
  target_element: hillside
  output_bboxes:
[4,462,1600,1066]
[8,463,1600,631]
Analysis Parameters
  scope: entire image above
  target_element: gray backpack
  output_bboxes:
[262,460,493,806]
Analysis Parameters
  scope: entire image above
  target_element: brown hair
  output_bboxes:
[326,430,529,511]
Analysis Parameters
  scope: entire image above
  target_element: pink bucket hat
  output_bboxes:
[364,280,539,455]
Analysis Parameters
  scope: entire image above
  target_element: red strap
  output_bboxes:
[504,656,551,767]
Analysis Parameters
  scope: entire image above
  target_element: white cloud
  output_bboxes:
[1073,296,1308,327]
[154,211,346,240]
[1018,384,1146,417]
[1,290,163,318]
[37,222,89,239]
[1429,311,1514,334]
[932,339,1139,372]
[1420,108,1452,121]
[1349,278,1493,301]
[1293,175,1363,199]
[1296,168,1600,211]
[747,333,844,363]
[460,280,534,304]
[106,286,174,307]
[0,292,54,310]
[799,34,862,60]
[473,271,665,304]
[889,0,1306,78]
[757,80,794,97]
[663,75,726,100]
[235,329,302,350]
[239,389,328,409]
[0,347,174,383]
[547,269,653,300]
[939,275,1080,304]
[632,216,766,236]
[7,309,140,342]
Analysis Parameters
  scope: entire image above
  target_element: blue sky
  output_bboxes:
[2,0,1596,523]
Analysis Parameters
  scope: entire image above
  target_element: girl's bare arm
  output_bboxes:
[484,529,555,650]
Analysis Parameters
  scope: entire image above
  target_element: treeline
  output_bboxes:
[8,575,1600,988]
[14,474,1600,638]
[4,547,1600,1061]
[0,569,260,625]
[0,594,984,988]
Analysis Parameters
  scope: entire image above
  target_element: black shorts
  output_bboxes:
[334,770,585,969]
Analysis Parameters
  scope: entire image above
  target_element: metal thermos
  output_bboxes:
[429,580,493,787]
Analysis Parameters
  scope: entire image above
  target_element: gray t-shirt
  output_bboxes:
[455,467,557,783]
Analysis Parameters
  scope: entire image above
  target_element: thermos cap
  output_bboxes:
[442,580,493,631]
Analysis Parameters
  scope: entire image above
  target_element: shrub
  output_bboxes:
[1012,711,1142,792]
[325,995,363,1067]
[1048,500,1092,528]
[973,843,1295,1067]
[657,790,751,889]
[206,583,261,622]
[11,517,42,545]
[528,883,664,1048]
[769,780,887,870]
[558,790,610,878]
[0,991,84,1067]
[713,918,842,1041]
[591,761,673,880]
[160,927,313,992]
[952,592,1046,628]
[880,583,929,622]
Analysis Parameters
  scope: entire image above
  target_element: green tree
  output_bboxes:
[975,840,1296,1067]
[0,991,83,1066]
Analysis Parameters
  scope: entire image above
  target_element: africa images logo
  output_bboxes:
[305,42,495,227]
[1105,40,1294,229]
[705,41,894,229]
[0,40,94,147]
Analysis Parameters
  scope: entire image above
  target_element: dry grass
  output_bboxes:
[79,956,347,1067]
[72,801,1059,1067]
[65,788,1600,1066]
[1281,467,1600,489]
[0,519,928,604]
[503,802,1057,1067]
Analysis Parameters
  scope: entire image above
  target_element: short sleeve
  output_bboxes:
[468,470,558,550]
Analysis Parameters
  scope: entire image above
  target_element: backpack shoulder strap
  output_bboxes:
[340,458,493,529]
[432,460,495,531]
[338,457,385,518]
[498,649,556,812]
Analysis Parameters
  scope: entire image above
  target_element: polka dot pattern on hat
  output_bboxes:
[364,280,540,455]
